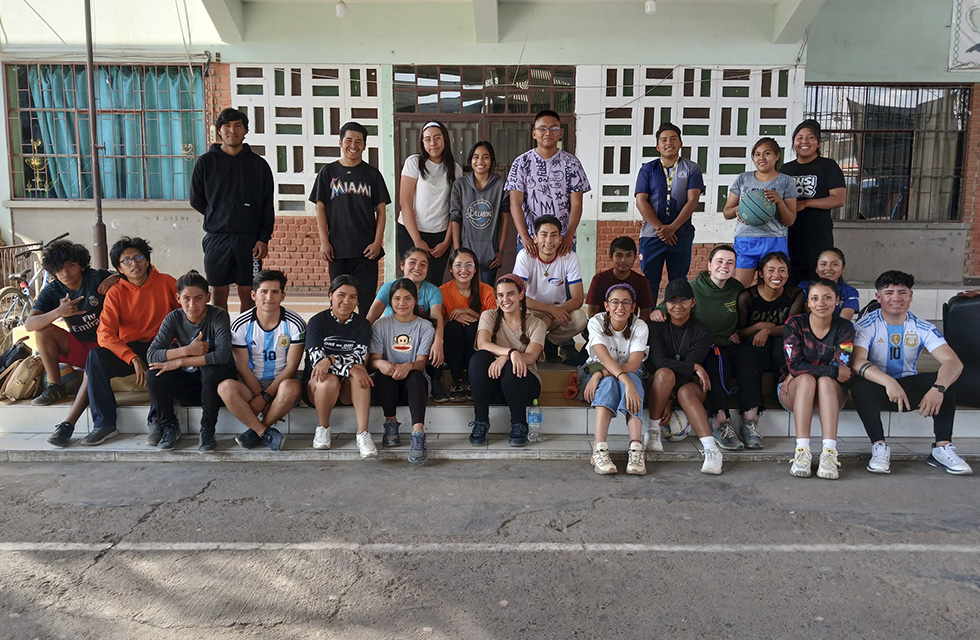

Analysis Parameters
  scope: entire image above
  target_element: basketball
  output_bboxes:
[737,189,777,226]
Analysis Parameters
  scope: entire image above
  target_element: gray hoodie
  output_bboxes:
[449,173,509,267]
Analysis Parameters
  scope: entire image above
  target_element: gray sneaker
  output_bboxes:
[740,419,763,449]
[712,420,744,451]
[409,431,427,465]
[81,425,118,446]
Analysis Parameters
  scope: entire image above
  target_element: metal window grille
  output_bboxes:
[5,62,207,200]
[803,84,970,222]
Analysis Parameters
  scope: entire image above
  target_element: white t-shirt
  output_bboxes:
[398,154,464,234]
[585,313,650,366]
[513,249,583,307]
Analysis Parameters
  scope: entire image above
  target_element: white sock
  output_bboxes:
[700,436,719,451]
[796,438,810,450]
[822,439,837,451]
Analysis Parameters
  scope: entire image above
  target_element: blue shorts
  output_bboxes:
[591,372,645,418]
[734,236,789,270]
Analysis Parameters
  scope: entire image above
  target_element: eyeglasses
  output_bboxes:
[453,262,476,271]
[120,254,146,266]
[534,126,562,134]
[606,299,633,307]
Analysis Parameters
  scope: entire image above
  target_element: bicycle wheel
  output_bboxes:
[0,286,31,352]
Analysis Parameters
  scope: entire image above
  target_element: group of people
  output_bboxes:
[23,106,971,476]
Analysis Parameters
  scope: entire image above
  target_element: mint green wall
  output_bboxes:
[807,0,980,82]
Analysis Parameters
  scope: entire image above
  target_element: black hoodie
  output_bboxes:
[190,143,275,243]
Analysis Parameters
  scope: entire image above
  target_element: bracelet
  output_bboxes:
[507,348,517,358]
[858,362,872,378]
[617,372,629,381]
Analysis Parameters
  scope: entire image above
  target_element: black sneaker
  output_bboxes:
[382,419,401,447]
[32,383,66,406]
[508,423,529,447]
[157,420,181,451]
[81,425,118,446]
[409,431,427,465]
[431,376,449,403]
[543,341,561,364]
[449,382,466,402]
[47,422,73,448]
[468,420,489,446]
[198,429,217,454]
[235,429,262,449]
[146,419,163,446]
[261,426,285,451]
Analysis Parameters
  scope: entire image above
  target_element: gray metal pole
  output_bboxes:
[84,0,108,269]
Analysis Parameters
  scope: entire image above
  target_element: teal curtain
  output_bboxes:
[27,64,205,199]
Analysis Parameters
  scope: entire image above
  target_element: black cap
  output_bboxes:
[664,278,694,301]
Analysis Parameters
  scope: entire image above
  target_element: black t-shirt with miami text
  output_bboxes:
[308,160,391,259]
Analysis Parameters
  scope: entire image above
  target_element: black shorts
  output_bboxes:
[202,233,261,287]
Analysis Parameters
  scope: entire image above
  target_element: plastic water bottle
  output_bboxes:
[527,399,544,443]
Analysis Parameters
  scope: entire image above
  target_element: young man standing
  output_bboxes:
[586,237,655,319]
[506,110,591,257]
[513,215,587,361]
[634,123,705,304]
[850,270,971,475]
[190,107,275,313]
[72,237,179,447]
[218,270,305,451]
[309,121,391,306]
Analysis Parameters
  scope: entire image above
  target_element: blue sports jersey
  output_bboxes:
[854,309,946,379]
[230,307,306,381]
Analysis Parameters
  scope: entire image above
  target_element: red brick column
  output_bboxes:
[963,84,980,283]
[204,63,231,137]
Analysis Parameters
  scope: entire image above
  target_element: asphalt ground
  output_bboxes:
[0,459,977,639]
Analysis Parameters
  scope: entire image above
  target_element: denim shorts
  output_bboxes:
[734,236,789,270]
[591,371,645,418]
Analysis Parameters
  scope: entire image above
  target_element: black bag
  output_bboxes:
[0,337,31,371]
[942,293,980,408]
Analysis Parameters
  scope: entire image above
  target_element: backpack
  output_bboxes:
[0,337,31,371]
[0,355,44,401]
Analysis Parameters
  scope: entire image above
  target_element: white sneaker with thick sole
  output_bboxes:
[356,431,377,458]
[927,443,973,475]
[626,441,647,475]
[867,442,891,474]
[643,425,663,452]
[790,447,812,477]
[817,448,840,480]
[312,425,332,450]
[591,442,617,475]
[700,448,723,475]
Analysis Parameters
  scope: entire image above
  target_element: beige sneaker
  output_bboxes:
[790,447,812,477]
[817,448,840,480]
[643,424,663,452]
[591,442,617,475]
[626,441,647,475]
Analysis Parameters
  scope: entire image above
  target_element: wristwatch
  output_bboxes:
[261,391,274,403]
[931,384,946,394]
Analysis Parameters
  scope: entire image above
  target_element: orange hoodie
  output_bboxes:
[97,267,179,364]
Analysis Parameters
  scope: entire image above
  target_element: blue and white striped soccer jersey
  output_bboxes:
[230,307,307,381]
[854,309,946,379]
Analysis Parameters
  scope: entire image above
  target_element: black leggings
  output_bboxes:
[851,372,955,443]
[397,223,449,286]
[145,364,235,432]
[468,349,542,425]
[734,338,786,412]
[444,319,479,381]
[373,369,428,425]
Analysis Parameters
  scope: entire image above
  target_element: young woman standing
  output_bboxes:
[451,141,510,285]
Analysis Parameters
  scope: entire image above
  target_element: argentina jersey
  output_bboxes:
[231,308,307,381]
[854,309,946,379]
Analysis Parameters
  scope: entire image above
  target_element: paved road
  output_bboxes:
[0,459,977,639]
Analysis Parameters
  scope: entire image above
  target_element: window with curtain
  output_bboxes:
[6,63,206,200]
[803,84,970,222]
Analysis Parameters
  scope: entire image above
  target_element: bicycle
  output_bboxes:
[0,232,70,351]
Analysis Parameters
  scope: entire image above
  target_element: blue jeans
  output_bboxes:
[640,234,694,306]
[480,268,498,286]
[591,372,645,418]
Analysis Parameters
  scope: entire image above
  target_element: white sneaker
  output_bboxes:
[927,443,973,475]
[817,448,840,480]
[591,442,617,475]
[700,448,723,475]
[643,425,663,452]
[626,441,647,476]
[867,442,891,474]
[356,431,377,458]
[790,447,812,477]
[312,425,332,450]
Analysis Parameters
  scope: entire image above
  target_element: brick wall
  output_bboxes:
[963,84,980,283]
[205,62,231,135]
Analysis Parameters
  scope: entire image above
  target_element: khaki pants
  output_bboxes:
[532,308,588,345]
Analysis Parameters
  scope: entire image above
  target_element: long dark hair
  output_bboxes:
[466,140,496,174]
[491,275,529,346]
[417,121,456,190]
[602,283,636,340]
[449,247,483,314]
